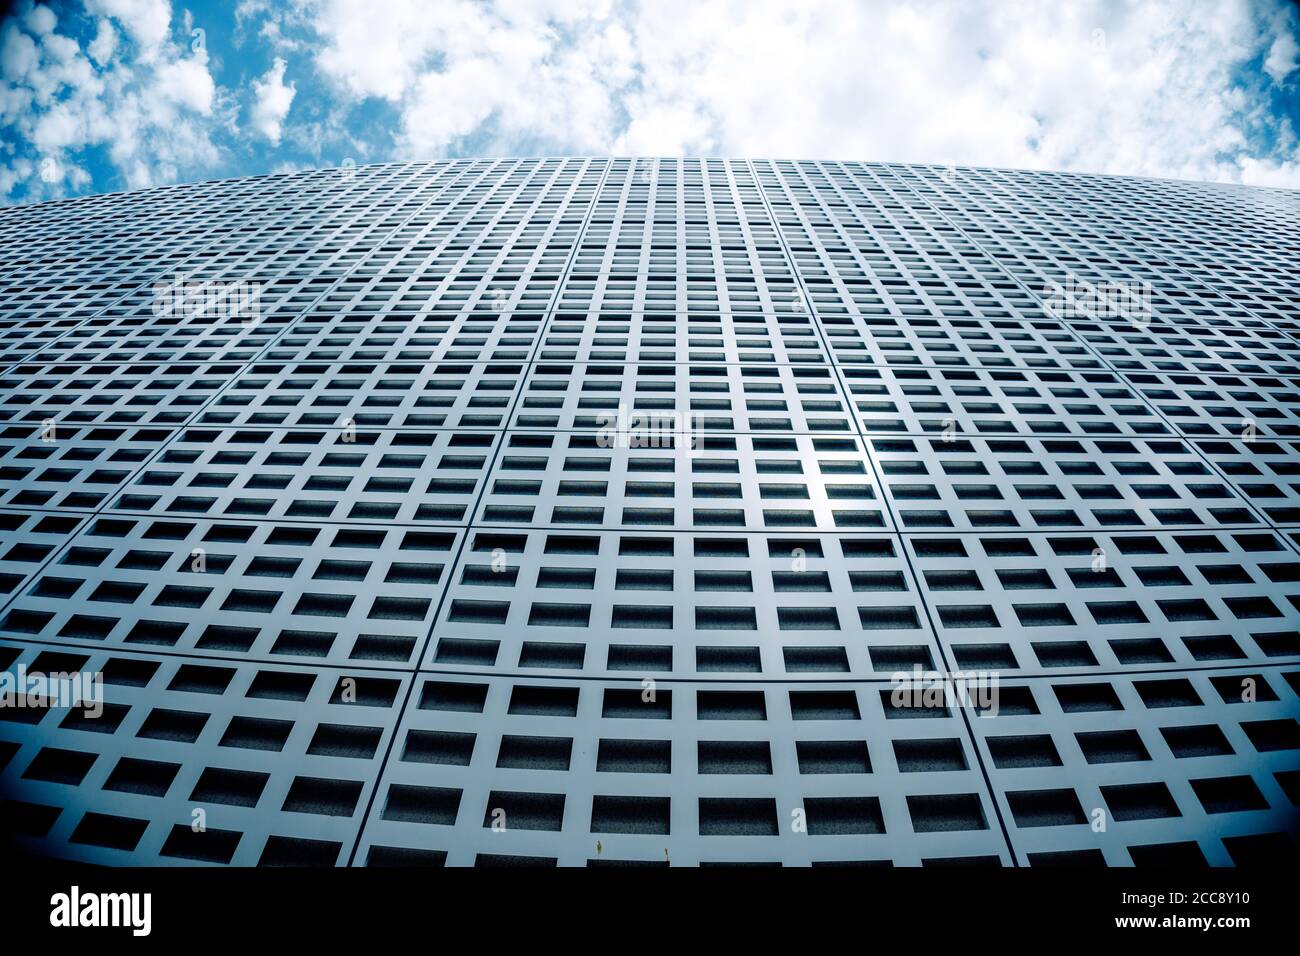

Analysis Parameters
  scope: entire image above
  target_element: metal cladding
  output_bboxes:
[0,158,1297,866]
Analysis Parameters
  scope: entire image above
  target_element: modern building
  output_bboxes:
[0,158,1297,866]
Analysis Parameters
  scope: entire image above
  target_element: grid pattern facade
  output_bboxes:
[0,158,1297,867]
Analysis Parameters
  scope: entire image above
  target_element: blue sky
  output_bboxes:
[2,0,1299,204]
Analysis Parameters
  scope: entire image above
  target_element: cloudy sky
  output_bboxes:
[2,0,1298,203]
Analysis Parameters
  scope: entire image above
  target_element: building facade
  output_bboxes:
[0,158,1297,865]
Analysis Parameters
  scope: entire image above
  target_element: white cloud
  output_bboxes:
[606,0,1285,182]
[0,158,33,197]
[0,0,223,199]
[22,3,57,36]
[310,0,438,100]
[249,57,296,144]
[1264,31,1299,84]
[155,54,215,113]
[235,0,308,52]
[4,0,1299,203]
[306,0,641,157]
[301,0,1300,187]
[85,0,171,56]
[87,20,118,67]
[1237,155,1300,187]
[0,23,40,81]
